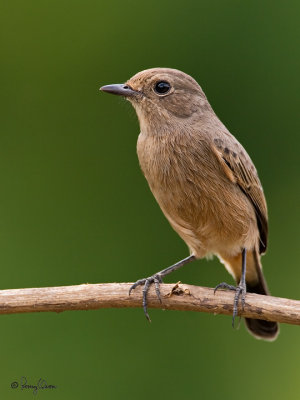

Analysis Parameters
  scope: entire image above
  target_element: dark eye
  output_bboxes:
[154,81,171,95]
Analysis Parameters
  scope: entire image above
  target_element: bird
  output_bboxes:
[100,67,279,340]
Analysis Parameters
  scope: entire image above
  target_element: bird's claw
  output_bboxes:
[214,282,236,293]
[129,274,163,321]
[214,281,247,328]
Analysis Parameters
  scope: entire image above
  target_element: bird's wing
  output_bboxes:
[212,137,268,254]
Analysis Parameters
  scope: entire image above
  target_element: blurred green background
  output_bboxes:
[0,0,299,398]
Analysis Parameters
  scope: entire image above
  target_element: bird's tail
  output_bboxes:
[244,250,279,341]
[221,250,279,341]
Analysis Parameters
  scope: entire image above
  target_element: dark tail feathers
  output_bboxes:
[245,256,279,341]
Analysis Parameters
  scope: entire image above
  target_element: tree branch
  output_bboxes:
[0,282,299,325]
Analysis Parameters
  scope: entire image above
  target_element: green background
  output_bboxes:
[0,0,299,398]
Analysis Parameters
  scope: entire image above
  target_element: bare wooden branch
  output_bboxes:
[0,282,298,324]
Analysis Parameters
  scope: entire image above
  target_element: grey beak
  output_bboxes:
[100,84,138,97]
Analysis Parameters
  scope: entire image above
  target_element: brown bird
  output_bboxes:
[100,68,279,340]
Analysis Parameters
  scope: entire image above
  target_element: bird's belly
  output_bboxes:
[137,134,258,258]
[149,177,258,259]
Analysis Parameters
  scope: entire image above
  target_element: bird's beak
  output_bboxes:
[100,84,138,98]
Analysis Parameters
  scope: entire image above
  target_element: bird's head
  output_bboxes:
[100,68,211,133]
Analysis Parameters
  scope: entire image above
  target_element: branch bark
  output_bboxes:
[0,282,299,325]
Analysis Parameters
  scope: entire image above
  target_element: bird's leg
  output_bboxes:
[129,255,196,321]
[214,248,247,328]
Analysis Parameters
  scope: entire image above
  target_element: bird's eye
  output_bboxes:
[154,81,171,95]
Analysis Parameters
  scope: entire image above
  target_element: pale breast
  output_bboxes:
[137,131,258,257]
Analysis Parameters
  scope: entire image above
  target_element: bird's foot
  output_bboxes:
[214,281,247,328]
[129,255,196,321]
[129,274,163,322]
